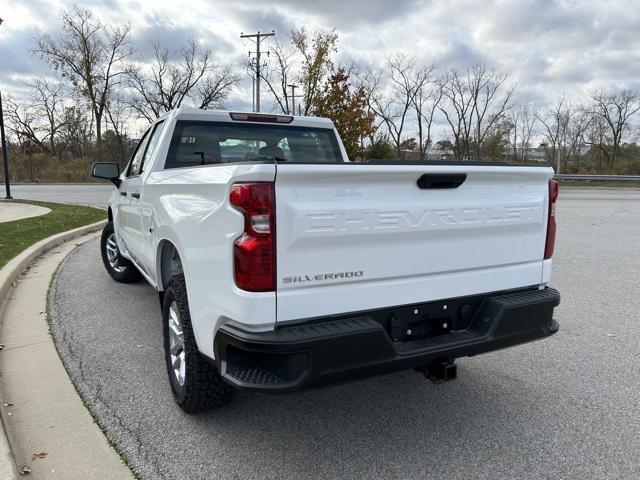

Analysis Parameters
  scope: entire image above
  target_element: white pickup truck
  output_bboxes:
[92,108,560,413]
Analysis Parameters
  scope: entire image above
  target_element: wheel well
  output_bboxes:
[158,241,183,307]
[158,241,183,292]
[107,207,113,223]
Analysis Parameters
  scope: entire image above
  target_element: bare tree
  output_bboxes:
[4,79,66,156]
[439,64,515,160]
[197,64,239,109]
[565,108,592,171]
[537,96,574,172]
[508,102,538,161]
[367,54,429,157]
[34,6,133,150]
[412,66,440,158]
[585,114,609,171]
[354,67,385,147]
[59,105,94,158]
[589,89,640,171]
[438,68,473,160]
[127,38,240,122]
[259,40,297,114]
[104,92,134,165]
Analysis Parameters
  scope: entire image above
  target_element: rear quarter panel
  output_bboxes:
[143,163,277,359]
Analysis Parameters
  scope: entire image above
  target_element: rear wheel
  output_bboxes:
[163,274,233,413]
[100,222,141,283]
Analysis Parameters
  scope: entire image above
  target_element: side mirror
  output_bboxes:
[92,162,121,188]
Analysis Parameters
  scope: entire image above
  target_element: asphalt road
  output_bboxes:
[49,188,640,480]
[10,183,114,208]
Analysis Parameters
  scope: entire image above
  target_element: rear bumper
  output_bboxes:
[213,287,560,393]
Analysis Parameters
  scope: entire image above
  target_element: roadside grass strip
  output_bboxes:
[0,200,104,268]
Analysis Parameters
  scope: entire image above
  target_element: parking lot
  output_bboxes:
[43,187,640,479]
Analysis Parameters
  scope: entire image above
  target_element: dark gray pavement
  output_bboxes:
[11,183,113,208]
[48,188,640,479]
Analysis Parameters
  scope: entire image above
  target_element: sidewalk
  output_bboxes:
[0,233,133,479]
[0,202,51,223]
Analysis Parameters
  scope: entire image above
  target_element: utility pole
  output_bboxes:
[0,18,12,199]
[287,84,304,116]
[288,84,297,115]
[240,30,275,112]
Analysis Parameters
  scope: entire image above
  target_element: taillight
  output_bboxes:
[230,182,275,291]
[544,179,559,259]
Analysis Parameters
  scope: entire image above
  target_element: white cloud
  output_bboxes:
[1,0,639,137]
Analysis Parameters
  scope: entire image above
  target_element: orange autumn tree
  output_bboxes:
[311,68,375,160]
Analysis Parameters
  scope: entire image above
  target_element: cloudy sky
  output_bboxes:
[1,0,639,136]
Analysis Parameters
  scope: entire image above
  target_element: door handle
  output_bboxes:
[131,192,141,199]
[417,174,467,189]
[120,191,127,197]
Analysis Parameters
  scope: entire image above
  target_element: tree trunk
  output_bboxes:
[95,110,102,159]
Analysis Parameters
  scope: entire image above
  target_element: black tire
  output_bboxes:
[100,222,142,283]
[163,274,233,413]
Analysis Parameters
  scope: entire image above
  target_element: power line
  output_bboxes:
[240,30,275,112]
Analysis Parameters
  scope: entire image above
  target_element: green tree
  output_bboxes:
[364,134,397,160]
[291,28,338,115]
[311,68,375,160]
[480,117,511,160]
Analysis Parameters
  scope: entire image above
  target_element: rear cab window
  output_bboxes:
[164,121,343,169]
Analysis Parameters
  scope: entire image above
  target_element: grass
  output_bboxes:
[0,199,105,269]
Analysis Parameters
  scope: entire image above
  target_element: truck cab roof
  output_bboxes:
[159,107,336,130]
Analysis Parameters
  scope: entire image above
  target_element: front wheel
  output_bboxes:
[100,222,141,283]
[163,274,234,413]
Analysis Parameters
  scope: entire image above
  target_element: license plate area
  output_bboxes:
[389,314,452,342]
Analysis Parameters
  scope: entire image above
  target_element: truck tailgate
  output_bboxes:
[274,164,553,323]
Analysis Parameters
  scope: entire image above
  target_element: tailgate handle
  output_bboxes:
[417,173,467,189]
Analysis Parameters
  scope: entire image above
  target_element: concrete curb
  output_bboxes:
[0,220,107,306]
[0,219,107,478]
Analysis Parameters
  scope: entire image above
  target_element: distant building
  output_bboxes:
[513,147,547,162]
[512,144,591,163]
[425,148,455,161]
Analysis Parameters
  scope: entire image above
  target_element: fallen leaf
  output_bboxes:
[32,451,48,460]
[607,333,616,337]
[19,464,31,476]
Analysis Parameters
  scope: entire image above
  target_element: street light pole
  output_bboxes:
[0,18,12,199]
[0,91,11,198]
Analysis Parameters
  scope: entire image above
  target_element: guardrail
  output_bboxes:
[554,174,640,182]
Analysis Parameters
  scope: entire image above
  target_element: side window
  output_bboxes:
[126,129,151,177]
[139,121,165,175]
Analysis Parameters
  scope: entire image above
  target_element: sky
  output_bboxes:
[1,0,640,138]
